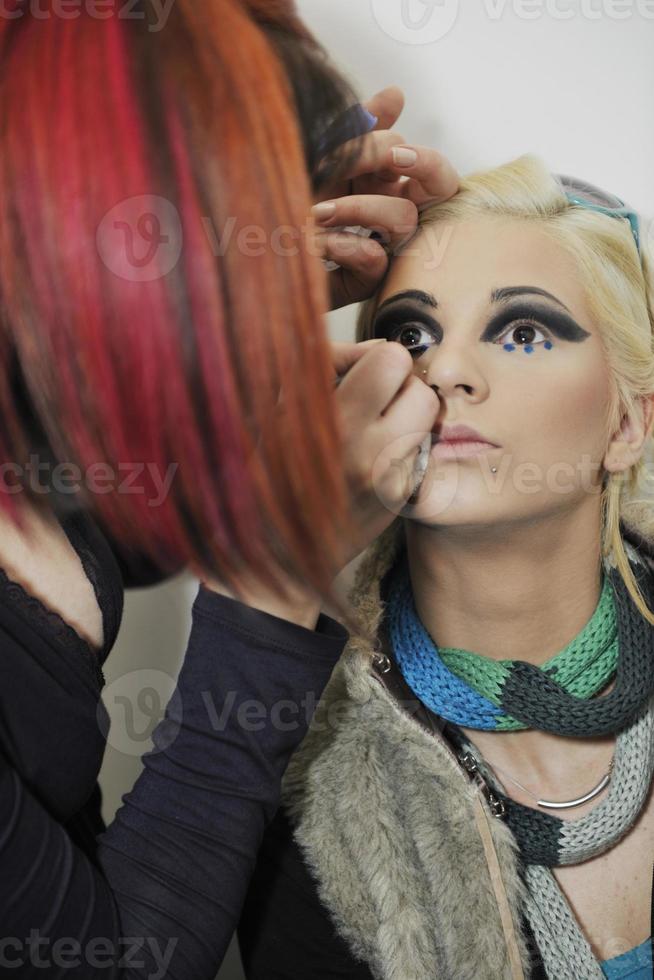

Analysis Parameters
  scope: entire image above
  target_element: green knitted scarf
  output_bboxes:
[438,572,617,730]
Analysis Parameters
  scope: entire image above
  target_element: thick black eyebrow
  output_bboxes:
[375,290,438,315]
[375,285,572,315]
[490,286,572,314]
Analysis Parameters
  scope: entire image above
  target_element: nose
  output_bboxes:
[417,345,489,402]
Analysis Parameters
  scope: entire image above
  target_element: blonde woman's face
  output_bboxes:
[372,216,615,528]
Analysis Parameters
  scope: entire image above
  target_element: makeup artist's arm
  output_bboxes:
[202,577,323,629]
[0,584,349,980]
[93,583,350,978]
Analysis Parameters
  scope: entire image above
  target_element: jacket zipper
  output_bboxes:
[370,649,507,818]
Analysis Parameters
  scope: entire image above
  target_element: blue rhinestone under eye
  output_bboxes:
[524,345,534,354]
[503,343,516,352]
[544,341,553,350]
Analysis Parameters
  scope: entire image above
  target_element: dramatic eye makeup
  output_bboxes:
[371,287,591,358]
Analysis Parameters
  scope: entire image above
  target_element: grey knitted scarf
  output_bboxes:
[449,693,654,978]
[443,686,654,867]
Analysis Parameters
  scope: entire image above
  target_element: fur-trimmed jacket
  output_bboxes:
[237,512,654,979]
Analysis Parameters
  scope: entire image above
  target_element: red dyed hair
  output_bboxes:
[0,0,360,610]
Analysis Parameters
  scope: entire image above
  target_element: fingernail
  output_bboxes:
[392,146,418,168]
[312,201,337,220]
[361,109,379,130]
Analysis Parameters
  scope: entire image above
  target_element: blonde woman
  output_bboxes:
[237,155,654,979]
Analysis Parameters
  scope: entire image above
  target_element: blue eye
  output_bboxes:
[497,320,551,350]
[388,322,437,356]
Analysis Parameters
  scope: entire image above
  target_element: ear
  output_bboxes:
[603,394,654,473]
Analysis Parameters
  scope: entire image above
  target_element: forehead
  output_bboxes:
[378,216,592,322]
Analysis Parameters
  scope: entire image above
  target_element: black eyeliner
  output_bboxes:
[480,303,591,344]
[373,301,591,345]
[372,303,442,342]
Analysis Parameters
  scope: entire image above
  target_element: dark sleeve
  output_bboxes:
[237,806,375,980]
[0,585,349,979]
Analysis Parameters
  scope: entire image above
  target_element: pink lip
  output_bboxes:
[431,440,498,460]
[433,423,499,446]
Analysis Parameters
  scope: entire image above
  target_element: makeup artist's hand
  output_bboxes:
[313,87,459,311]
[199,339,439,614]
[330,337,440,567]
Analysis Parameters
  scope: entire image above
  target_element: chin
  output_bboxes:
[402,488,500,528]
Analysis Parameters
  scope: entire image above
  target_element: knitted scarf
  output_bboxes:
[391,565,617,730]
[388,551,654,735]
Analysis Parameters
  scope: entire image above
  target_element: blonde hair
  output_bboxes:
[357,154,654,623]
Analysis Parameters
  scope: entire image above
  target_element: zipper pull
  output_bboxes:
[458,751,507,819]
[372,652,392,674]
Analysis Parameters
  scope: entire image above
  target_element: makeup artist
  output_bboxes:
[0,0,459,976]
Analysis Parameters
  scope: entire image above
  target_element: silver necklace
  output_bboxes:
[486,755,615,810]
[467,747,615,810]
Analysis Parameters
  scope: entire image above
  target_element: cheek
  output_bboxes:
[502,357,610,463]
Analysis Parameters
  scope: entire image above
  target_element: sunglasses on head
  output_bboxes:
[555,173,642,256]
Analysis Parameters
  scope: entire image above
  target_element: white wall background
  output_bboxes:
[97,3,654,978]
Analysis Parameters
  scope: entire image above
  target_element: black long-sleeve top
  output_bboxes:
[0,506,349,978]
